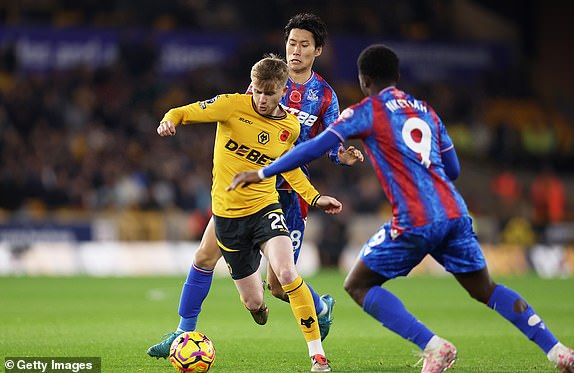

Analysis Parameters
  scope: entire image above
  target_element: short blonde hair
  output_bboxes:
[250,54,289,89]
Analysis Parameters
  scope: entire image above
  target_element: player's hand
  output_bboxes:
[226,171,262,191]
[315,195,343,215]
[157,121,176,136]
[337,145,364,165]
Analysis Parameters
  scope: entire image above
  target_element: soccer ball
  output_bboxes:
[169,331,216,372]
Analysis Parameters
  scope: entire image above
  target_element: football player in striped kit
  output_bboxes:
[250,13,363,333]
[229,44,574,373]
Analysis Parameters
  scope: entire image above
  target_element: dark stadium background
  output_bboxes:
[0,0,573,277]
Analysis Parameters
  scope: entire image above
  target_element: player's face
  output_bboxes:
[251,81,288,116]
[286,28,322,74]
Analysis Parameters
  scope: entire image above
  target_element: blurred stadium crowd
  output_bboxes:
[0,0,573,253]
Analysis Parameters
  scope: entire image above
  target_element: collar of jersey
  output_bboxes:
[251,98,287,120]
[288,71,315,86]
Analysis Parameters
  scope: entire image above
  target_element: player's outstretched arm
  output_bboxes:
[227,130,342,190]
[337,145,364,165]
[225,173,342,214]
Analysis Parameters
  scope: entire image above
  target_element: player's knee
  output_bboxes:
[194,243,221,269]
[274,268,298,286]
[343,278,362,304]
[344,277,373,305]
[469,282,496,304]
[241,296,264,312]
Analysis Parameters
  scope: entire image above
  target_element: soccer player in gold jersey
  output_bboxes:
[155,55,337,372]
[148,14,361,366]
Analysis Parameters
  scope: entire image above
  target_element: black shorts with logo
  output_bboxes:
[214,203,290,280]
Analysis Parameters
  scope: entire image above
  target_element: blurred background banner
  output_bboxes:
[332,38,514,83]
[0,0,573,277]
[1,26,514,82]
[155,32,243,76]
[0,221,92,243]
[0,26,119,72]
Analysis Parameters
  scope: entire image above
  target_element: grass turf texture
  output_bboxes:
[1,271,572,372]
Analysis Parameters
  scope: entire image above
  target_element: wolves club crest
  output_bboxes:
[300,316,315,328]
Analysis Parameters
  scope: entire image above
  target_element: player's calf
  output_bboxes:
[269,286,290,303]
[267,267,291,303]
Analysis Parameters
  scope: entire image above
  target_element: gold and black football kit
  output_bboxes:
[161,93,320,219]
[214,203,288,279]
[163,93,323,342]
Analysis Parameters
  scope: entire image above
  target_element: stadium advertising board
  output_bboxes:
[0,26,513,82]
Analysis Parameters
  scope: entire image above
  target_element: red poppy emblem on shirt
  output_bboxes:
[279,130,290,142]
[289,90,301,103]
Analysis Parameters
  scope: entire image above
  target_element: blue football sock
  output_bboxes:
[306,283,325,316]
[177,262,213,332]
[363,286,435,350]
[488,284,558,354]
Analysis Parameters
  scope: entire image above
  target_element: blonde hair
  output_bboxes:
[250,54,289,89]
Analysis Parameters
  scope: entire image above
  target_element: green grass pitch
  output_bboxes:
[1,271,572,372]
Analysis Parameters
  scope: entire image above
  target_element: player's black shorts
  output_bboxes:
[214,203,290,280]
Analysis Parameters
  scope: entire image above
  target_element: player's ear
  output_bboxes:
[282,85,289,97]
[359,73,374,96]
[314,46,323,57]
[359,73,369,88]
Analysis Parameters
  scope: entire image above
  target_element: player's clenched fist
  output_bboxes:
[157,121,176,136]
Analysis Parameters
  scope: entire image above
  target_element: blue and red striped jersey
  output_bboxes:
[281,72,339,146]
[248,71,340,189]
[278,71,340,188]
[329,86,468,230]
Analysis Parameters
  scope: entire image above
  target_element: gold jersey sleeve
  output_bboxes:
[162,93,319,218]
[161,94,235,125]
[281,168,321,206]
